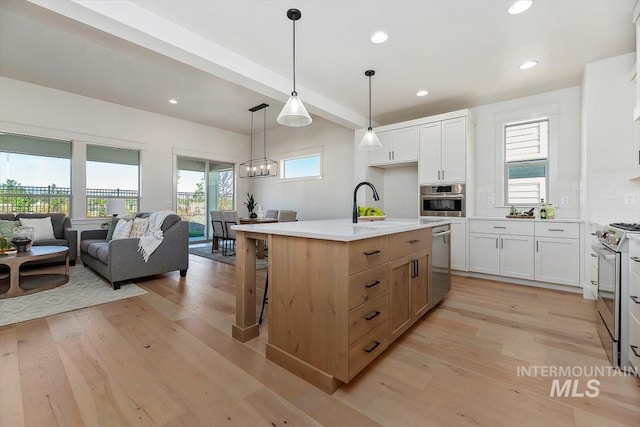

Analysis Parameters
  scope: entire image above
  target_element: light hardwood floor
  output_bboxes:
[1,254,639,427]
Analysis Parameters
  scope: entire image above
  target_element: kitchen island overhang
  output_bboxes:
[231,218,450,393]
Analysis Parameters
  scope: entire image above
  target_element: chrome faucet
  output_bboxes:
[353,181,380,223]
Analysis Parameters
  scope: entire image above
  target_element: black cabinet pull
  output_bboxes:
[364,249,381,256]
[631,295,640,304]
[408,239,420,243]
[631,256,640,263]
[364,341,380,353]
[365,280,381,289]
[631,345,640,358]
[365,311,381,321]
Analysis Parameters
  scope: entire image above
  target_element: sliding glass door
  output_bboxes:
[177,157,234,243]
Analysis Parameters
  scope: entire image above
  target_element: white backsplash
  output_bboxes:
[474,180,582,219]
[589,173,640,224]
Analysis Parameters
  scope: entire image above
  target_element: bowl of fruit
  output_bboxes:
[358,206,386,221]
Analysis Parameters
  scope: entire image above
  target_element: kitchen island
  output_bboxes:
[231,218,449,393]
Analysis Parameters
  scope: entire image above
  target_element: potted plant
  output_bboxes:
[244,192,257,218]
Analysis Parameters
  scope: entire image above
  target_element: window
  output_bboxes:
[0,132,71,214]
[86,144,139,217]
[504,118,549,205]
[280,153,322,180]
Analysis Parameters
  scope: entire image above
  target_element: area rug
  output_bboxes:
[0,267,147,327]
[189,245,268,270]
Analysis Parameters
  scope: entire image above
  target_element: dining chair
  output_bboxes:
[221,210,239,255]
[209,210,226,253]
[265,209,279,219]
[277,210,297,222]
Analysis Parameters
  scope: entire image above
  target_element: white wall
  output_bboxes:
[471,86,582,218]
[0,77,250,222]
[248,116,354,221]
[582,53,640,224]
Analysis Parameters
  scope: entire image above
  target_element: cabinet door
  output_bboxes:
[469,233,500,275]
[389,255,413,341]
[369,131,394,165]
[441,117,466,183]
[411,251,430,319]
[392,127,419,163]
[450,220,466,271]
[419,122,443,184]
[534,237,580,286]
[500,235,534,280]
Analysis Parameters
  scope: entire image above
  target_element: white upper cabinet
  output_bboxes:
[368,126,418,166]
[419,117,467,184]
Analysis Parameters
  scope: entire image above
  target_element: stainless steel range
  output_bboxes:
[593,223,640,370]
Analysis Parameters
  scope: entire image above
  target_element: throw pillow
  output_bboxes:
[106,217,121,241]
[111,219,133,240]
[19,217,55,240]
[0,220,20,245]
[0,220,20,239]
[129,217,149,238]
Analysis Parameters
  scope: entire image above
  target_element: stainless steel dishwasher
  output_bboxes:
[431,224,452,306]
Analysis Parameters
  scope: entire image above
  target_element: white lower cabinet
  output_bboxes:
[469,232,534,279]
[534,237,580,286]
[469,219,582,287]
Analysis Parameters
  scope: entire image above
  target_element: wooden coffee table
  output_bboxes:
[0,246,70,298]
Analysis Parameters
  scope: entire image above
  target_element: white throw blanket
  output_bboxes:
[137,210,174,262]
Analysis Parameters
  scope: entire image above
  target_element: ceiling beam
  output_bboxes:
[28,0,370,130]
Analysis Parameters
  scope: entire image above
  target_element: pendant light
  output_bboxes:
[277,8,312,127]
[240,103,278,178]
[359,69,382,150]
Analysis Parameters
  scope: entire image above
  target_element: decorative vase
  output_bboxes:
[13,226,34,253]
[249,212,258,219]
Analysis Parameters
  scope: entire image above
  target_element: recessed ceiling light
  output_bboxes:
[169,99,178,104]
[371,31,388,44]
[416,90,429,97]
[508,0,533,15]
[518,60,538,70]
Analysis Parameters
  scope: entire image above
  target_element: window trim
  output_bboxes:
[495,104,559,208]
[278,146,323,182]
[503,118,550,206]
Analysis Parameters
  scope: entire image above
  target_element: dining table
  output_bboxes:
[238,217,278,259]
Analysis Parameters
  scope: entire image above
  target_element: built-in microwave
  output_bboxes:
[420,184,465,217]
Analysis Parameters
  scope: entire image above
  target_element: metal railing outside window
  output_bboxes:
[0,185,71,215]
[86,188,139,217]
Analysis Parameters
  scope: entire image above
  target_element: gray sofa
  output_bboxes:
[80,213,188,289]
[0,213,77,266]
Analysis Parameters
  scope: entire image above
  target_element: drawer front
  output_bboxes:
[469,220,534,236]
[630,269,640,322]
[535,222,580,238]
[349,236,389,274]
[629,312,640,375]
[349,292,388,344]
[348,264,389,309]
[388,228,431,260]
[632,255,640,277]
[348,320,389,380]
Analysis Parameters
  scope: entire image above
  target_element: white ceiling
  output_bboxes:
[0,0,635,135]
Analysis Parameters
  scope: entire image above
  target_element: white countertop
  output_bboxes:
[232,218,450,242]
[467,216,584,223]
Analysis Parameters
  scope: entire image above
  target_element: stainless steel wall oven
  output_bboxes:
[420,184,465,217]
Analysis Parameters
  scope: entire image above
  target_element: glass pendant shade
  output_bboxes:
[358,127,382,150]
[359,69,382,150]
[277,92,312,127]
[278,9,312,128]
